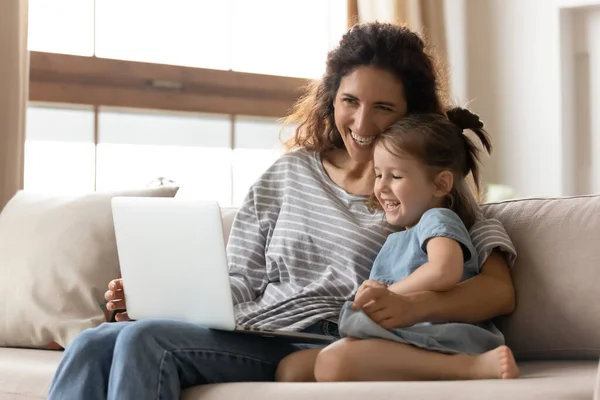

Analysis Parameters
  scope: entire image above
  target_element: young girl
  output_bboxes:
[276,107,519,382]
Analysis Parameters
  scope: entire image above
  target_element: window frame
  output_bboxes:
[29,51,308,118]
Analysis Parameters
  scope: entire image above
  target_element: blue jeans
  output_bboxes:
[48,319,338,400]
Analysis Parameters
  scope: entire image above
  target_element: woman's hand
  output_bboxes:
[104,278,131,322]
[352,286,419,330]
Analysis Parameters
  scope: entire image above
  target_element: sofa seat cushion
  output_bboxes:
[0,348,596,400]
[0,348,63,399]
[181,361,598,400]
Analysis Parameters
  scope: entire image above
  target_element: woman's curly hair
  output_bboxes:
[283,22,447,152]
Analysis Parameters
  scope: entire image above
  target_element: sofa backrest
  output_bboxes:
[483,195,600,360]
[220,207,238,244]
[223,195,600,360]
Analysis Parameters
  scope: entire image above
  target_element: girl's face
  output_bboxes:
[373,143,444,229]
[333,67,408,164]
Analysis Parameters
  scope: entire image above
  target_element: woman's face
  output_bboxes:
[333,66,408,163]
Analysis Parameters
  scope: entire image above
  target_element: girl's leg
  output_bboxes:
[49,320,305,400]
[275,348,321,382]
[314,338,519,382]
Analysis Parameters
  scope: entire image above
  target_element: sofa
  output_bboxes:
[0,190,599,400]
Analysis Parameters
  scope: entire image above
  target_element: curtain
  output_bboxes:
[0,0,28,211]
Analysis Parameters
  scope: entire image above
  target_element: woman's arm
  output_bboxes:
[227,183,274,304]
[387,237,463,295]
[354,250,515,329]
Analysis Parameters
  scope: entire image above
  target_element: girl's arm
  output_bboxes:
[409,209,517,323]
[354,250,515,329]
[355,209,516,328]
[387,237,463,295]
[409,249,515,323]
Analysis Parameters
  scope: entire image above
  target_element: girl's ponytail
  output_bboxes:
[446,107,492,194]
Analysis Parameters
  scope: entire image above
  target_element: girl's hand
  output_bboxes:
[104,278,131,322]
[355,280,388,308]
[352,286,419,329]
[356,279,387,298]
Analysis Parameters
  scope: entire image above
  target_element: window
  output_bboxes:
[25,3,337,202]
[24,104,95,195]
[95,0,231,71]
[230,0,347,78]
[97,108,232,205]
[24,104,293,206]
[232,116,294,205]
[28,0,347,78]
[28,0,94,56]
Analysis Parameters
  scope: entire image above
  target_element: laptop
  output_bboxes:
[111,196,336,344]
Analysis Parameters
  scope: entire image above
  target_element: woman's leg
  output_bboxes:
[49,320,305,400]
[48,322,129,400]
[314,338,519,382]
[275,348,321,382]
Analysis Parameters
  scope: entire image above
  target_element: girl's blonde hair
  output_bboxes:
[368,107,492,229]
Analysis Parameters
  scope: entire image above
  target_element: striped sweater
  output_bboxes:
[226,149,516,331]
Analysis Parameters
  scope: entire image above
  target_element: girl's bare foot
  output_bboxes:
[471,346,519,379]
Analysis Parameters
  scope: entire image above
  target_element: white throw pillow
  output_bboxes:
[0,187,178,348]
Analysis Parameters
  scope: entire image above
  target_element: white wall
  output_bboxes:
[588,8,600,193]
[445,0,564,197]
[561,6,600,195]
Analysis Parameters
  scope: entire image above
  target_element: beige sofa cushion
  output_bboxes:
[0,348,63,399]
[595,359,600,400]
[483,195,600,360]
[183,361,598,400]
[219,207,238,244]
[0,188,178,349]
[0,347,596,400]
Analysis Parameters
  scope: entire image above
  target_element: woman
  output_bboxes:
[49,22,516,399]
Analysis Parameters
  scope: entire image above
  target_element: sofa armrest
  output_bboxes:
[595,359,600,400]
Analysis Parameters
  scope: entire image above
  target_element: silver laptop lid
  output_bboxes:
[111,197,236,330]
